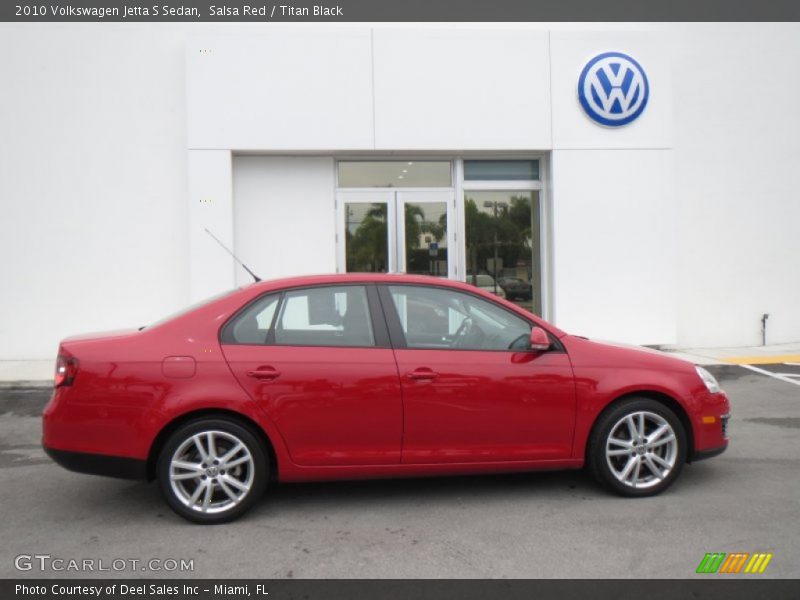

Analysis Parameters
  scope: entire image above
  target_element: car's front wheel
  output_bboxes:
[157,418,268,523]
[588,398,687,497]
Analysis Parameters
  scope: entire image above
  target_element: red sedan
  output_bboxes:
[43,274,729,523]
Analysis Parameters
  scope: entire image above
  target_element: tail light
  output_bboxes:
[54,352,79,387]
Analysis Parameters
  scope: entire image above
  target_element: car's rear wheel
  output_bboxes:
[588,398,687,497]
[157,418,268,523]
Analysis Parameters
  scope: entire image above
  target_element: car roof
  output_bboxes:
[248,272,479,290]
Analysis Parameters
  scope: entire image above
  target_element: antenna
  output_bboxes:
[204,228,261,283]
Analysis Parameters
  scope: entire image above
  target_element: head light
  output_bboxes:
[695,366,721,394]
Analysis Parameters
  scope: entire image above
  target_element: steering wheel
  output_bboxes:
[452,318,474,348]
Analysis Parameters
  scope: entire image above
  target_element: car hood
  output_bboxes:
[563,335,695,372]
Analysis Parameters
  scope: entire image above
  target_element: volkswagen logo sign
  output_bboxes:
[578,52,649,127]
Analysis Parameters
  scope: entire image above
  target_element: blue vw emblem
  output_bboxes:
[578,52,649,127]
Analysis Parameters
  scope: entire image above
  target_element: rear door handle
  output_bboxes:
[247,368,281,381]
[407,368,438,381]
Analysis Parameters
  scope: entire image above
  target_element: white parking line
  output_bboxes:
[739,364,800,387]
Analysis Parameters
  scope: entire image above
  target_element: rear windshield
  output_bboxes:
[144,288,239,329]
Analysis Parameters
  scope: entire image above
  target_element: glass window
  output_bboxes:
[465,190,542,316]
[220,294,279,344]
[275,286,375,347]
[464,160,539,181]
[388,285,531,351]
[338,161,451,188]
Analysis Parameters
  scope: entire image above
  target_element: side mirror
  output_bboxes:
[529,327,551,352]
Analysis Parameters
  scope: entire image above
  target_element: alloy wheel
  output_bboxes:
[605,411,678,490]
[168,430,255,514]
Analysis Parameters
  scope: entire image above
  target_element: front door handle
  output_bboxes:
[247,368,281,381]
[407,368,438,381]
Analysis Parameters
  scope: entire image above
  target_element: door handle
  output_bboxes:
[407,368,438,381]
[247,368,281,381]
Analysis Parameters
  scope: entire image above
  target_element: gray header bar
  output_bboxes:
[3,0,800,22]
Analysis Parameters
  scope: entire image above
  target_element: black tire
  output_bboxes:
[157,418,268,524]
[587,398,687,497]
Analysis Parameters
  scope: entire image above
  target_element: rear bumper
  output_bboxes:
[44,446,147,480]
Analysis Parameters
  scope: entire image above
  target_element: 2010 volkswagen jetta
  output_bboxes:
[43,274,729,523]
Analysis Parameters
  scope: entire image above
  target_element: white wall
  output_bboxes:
[232,157,337,285]
[188,150,236,300]
[0,24,191,362]
[372,29,551,149]
[670,24,800,347]
[551,150,677,345]
[186,27,553,152]
[186,29,374,150]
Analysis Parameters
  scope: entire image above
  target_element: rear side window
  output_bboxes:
[275,286,375,347]
[220,294,279,344]
[221,286,376,348]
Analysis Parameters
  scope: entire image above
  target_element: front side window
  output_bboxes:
[275,286,375,347]
[387,285,531,351]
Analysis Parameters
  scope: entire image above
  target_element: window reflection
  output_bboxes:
[388,285,531,351]
[345,203,388,272]
[464,191,542,315]
[404,202,447,277]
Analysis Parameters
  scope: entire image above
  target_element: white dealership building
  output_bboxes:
[1,23,799,376]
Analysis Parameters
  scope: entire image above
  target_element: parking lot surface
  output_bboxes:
[0,365,797,579]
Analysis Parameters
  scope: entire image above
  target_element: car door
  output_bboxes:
[221,284,403,466]
[379,284,576,463]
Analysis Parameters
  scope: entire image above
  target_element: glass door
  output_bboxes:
[337,190,396,273]
[336,189,455,277]
[396,190,455,278]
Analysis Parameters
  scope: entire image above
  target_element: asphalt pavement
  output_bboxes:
[0,365,797,579]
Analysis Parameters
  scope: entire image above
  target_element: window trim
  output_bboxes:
[218,283,391,349]
[376,283,564,353]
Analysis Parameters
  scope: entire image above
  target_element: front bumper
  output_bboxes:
[44,446,147,480]
[692,441,728,461]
